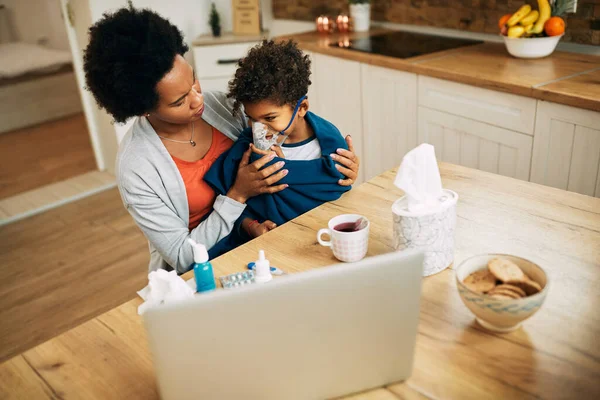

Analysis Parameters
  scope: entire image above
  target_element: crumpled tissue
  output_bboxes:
[394,143,443,213]
[137,269,194,315]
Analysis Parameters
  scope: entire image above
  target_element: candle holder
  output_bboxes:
[336,14,351,33]
[316,15,335,34]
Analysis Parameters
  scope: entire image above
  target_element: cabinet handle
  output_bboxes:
[217,59,240,65]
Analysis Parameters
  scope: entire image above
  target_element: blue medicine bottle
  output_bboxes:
[187,239,216,293]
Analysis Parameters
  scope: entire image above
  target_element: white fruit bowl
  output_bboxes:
[502,34,563,59]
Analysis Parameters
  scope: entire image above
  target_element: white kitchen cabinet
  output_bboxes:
[530,101,600,197]
[418,107,533,181]
[304,51,320,115]
[418,76,537,135]
[199,77,232,93]
[193,41,261,93]
[309,53,365,184]
[361,64,417,181]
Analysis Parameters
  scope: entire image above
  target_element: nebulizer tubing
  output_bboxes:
[280,95,307,134]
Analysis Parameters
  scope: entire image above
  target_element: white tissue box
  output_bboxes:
[392,189,458,276]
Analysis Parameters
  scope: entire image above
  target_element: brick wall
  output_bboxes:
[272,0,600,45]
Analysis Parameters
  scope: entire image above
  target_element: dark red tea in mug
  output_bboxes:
[333,222,358,233]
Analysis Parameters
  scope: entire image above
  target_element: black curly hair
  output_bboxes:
[83,7,188,123]
[227,40,311,113]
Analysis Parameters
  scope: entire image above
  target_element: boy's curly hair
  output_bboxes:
[83,7,188,123]
[227,40,311,113]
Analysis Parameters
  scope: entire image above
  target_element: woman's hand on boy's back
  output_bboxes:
[226,147,288,204]
[331,135,360,186]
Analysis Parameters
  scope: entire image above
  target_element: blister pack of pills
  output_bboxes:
[219,270,255,289]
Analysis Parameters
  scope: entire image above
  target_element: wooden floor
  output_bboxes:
[0,113,97,199]
[0,188,149,363]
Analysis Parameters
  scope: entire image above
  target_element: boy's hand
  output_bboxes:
[250,143,285,159]
[243,218,277,238]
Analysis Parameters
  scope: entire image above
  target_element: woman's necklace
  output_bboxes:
[157,121,196,147]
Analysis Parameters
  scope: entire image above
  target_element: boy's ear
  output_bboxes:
[298,98,310,117]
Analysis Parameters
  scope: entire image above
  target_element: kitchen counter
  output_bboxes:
[282,29,600,112]
[1,163,599,399]
[192,31,269,46]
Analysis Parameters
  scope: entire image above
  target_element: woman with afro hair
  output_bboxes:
[83,6,360,274]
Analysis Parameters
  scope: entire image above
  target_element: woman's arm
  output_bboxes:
[122,184,245,274]
[120,147,287,274]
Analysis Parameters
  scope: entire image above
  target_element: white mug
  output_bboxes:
[317,214,370,263]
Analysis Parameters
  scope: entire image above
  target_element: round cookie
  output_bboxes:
[514,278,542,296]
[489,294,514,300]
[488,258,526,283]
[487,288,521,299]
[494,284,526,297]
[463,269,497,293]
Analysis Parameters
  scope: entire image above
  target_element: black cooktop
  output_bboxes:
[331,31,482,59]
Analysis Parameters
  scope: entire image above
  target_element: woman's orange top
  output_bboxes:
[171,128,233,230]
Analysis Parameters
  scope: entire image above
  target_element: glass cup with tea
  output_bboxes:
[317,214,370,262]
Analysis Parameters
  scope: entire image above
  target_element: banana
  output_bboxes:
[523,24,535,36]
[506,5,532,27]
[507,26,526,38]
[519,10,539,26]
[530,0,551,34]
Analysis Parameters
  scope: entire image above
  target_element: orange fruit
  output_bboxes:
[544,16,565,37]
[498,14,512,30]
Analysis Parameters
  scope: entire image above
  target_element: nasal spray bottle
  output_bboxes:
[254,250,273,283]
[188,238,216,293]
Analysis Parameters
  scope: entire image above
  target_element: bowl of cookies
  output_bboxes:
[456,254,548,333]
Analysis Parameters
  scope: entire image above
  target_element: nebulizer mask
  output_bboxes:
[252,95,307,151]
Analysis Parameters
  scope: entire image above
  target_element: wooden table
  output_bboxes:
[1,163,599,399]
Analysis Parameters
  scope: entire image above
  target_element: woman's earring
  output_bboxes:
[146,113,150,117]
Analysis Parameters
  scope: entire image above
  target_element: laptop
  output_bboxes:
[144,250,424,400]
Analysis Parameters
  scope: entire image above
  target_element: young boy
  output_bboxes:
[204,40,351,254]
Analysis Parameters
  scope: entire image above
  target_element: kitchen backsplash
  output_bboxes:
[272,0,599,46]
